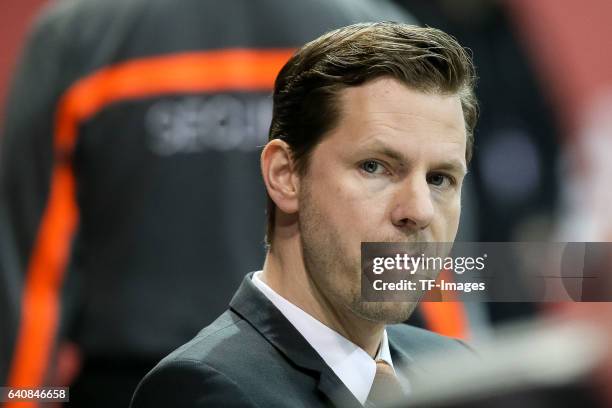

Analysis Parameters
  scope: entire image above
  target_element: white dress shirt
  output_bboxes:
[252,271,408,405]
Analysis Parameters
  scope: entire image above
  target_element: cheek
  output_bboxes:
[311,180,388,260]
[337,185,388,238]
[313,175,383,222]
[434,196,462,239]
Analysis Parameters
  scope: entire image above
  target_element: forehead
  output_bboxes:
[320,77,467,164]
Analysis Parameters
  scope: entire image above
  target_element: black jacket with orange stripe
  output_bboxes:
[0,0,414,386]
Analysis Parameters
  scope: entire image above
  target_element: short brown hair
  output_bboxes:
[265,22,478,246]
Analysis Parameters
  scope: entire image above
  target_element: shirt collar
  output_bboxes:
[252,271,394,404]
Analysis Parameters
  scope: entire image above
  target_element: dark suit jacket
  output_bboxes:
[131,273,470,407]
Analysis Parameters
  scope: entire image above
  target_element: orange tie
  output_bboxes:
[366,359,404,407]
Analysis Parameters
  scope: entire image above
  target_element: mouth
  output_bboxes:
[361,241,452,279]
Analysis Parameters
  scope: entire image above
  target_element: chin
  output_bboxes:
[351,300,418,324]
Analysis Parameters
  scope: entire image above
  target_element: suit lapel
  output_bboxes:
[229,273,362,408]
[317,369,363,408]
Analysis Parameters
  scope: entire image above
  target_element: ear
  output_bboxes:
[261,139,299,214]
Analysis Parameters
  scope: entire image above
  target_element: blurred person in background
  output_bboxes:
[507,1,612,402]
[0,0,415,406]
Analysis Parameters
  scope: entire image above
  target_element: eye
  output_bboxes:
[360,160,386,175]
[427,173,453,187]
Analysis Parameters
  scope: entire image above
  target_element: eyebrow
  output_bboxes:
[360,140,468,175]
[434,160,468,175]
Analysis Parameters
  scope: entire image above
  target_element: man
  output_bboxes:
[131,22,478,407]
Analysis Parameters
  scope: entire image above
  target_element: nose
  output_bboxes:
[390,175,434,232]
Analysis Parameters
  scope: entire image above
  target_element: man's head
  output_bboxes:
[261,22,477,323]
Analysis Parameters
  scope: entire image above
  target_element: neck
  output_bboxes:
[261,233,385,357]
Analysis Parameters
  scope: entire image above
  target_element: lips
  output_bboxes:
[361,241,452,280]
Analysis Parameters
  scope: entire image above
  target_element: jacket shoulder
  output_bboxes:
[130,357,258,408]
[387,324,472,356]
[160,310,255,363]
[131,310,262,407]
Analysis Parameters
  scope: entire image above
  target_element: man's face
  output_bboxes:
[298,77,467,323]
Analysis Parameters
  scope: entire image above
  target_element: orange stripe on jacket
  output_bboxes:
[7,164,77,397]
[55,49,295,151]
[7,49,295,405]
